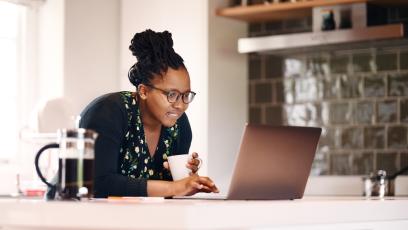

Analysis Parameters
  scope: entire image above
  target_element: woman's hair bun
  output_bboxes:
[129,29,174,61]
[128,29,185,87]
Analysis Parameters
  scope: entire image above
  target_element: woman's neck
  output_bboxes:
[137,95,161,132]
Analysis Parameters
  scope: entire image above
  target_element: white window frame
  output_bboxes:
[0,0,43,195]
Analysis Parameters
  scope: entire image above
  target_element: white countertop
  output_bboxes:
[1,196,408,230]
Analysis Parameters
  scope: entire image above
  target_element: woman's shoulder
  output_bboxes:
[88,91,126,106]
[80,92,132,141]
[178,112,190,126]
[176,112,191,137]
[80,92,132,132]
[80,91,134,122]
[82,91,130,112]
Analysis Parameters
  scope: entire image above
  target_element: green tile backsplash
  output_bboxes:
[330,54,350,74]
[255,82,272,103]
[354,101,374,124]
[388,126,408,149]
[364,76,386,98]
[376,152,399,176]
[389,74,408,96]
[401,99,408,122]
[246,8,408,175]
[401,51,408,70]
[353,52,373,73]
[364,127,385,149]
[377,52,398,71]
[377,100,398,123]
[248,50,408,175]
[244,6,408,176]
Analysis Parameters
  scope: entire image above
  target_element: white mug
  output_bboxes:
[167,154,202,180]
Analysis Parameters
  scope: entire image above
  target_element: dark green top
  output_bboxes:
[80,91,192,198]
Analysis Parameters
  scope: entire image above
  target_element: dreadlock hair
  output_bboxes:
[128,29,185,88]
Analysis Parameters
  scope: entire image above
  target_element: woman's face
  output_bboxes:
[143,67,191,127]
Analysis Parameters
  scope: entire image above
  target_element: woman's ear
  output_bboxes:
[138,84,148,100]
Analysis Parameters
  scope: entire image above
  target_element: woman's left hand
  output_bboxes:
[162,152,202,174]
[186,152,201,175]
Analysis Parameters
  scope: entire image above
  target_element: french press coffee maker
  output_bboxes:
[35,128,98,200]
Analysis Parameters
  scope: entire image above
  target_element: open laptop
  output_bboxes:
[174,124,322,200]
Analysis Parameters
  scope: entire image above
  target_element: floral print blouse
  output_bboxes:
[119,91,179,181]
[79,91,192,197]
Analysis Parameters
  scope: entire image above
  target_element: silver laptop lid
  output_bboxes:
[227,124,322,200]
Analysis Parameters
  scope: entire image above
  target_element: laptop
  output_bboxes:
[174,124,322,200]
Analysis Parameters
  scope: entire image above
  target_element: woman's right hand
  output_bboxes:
[172,174,219,196]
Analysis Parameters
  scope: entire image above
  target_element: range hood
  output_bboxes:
[238,23,408,54]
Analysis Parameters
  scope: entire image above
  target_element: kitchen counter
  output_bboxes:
[0,196,408,230]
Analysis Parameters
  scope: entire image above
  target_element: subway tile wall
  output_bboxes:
[248,18,408,176]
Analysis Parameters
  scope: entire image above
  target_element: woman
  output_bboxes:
[80,29,218,198]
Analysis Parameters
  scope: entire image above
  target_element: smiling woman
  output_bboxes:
[78,29,218,198]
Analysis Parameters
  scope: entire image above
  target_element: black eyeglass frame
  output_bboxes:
[144,84,196,104]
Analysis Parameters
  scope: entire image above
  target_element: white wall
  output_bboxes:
[120,0,210,174]
[208,0,247,193]
[37,0,64,103]
[38,0,120,118]
[64,0,120,114]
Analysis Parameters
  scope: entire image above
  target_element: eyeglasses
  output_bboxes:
[145,84,196,104]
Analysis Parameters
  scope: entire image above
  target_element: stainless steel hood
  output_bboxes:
[238,23,407,54]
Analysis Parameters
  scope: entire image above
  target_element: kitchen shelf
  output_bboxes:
[238,23,408,54]
[216,0,408,22]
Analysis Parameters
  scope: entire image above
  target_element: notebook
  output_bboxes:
[174,124,322,200]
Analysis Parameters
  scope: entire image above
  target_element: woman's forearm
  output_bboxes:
[147,176,218,197]
[147,180,175,197]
